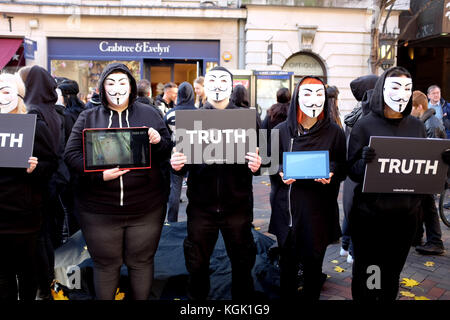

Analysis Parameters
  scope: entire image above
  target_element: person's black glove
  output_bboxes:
[442,149,450,165]
[361,146,376,164]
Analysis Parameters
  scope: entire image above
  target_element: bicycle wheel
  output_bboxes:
[438,187,450,228]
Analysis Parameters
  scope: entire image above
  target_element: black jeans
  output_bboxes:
[183,205,256,300]
[167,172,183,223]
[79,206,165,300]
[0,232,38,300]
[350,208,418,301]
[279,230,326,300]
[415,194,443,246]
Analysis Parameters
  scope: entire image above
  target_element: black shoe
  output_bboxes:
[415,242,445,255]
[411,238,424,247]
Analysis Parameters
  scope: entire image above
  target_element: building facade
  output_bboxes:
[0,0,245,98]
[0,0,410,116]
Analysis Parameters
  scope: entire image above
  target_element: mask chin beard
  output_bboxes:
[0,104,16,114]
[300,105,324,118]
[107,92,128,107]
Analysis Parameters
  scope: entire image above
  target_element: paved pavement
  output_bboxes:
[175,175,450,301]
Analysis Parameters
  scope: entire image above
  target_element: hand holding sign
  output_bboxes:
[26,156,38,174]
[171,148,187,171]
[103,167,130,181]
[148,127,161,144]
[246,147,261,173]
[442,149,450,165]
[362,146,376,164]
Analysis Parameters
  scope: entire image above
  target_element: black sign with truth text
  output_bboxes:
[363,136,450,194]
[175,109,257,164]
[0,113,36,168]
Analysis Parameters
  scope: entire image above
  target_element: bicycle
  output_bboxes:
[438,180,450,228]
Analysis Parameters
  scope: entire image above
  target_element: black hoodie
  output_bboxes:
[268,76,347,251]
[164,82,196,138]
[64,63,172,214]
[0,66,61,233]
[175,99,258,214]
[347,67,427,217]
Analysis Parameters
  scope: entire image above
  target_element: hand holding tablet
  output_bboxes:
[282,150,330,180]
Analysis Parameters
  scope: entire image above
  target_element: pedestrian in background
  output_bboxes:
[194,76,206,108]
[427,85,450,137]
[411,90,445,256]
[326,85,342,128]
[164,82,197,223]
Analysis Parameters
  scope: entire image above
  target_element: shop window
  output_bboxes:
[51,60,140,102]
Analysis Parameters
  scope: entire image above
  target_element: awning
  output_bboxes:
[0,38,23,70]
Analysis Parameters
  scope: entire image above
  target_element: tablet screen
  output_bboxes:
[83,127,150,172]
[283,151,329,179]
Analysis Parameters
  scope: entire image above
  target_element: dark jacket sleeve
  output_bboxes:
[63,110,104,183]
[29,114,59,182]
[442,100,450,133]
[347,121,368,183]
[329,126,347,183]
[150,111,172,162]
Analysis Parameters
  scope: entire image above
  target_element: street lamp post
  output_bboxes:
[378,32,397,71]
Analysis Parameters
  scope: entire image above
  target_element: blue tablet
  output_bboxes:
[283,151,330,179]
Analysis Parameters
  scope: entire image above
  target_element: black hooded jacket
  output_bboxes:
[164,82,197,138]
[344,75,379,130]
[64,63,172,214]
[175,100,259,214]
[268,76,347,252]
[0,66,61,233]
[347,67,427,217]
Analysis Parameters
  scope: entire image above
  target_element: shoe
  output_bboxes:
[411,238,424,247]
[415,242,445,255]
[444,202,450,209]
[347,254,353,264]
[340,247,349,257]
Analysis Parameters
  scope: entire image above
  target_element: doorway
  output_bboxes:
[144,60,199,99]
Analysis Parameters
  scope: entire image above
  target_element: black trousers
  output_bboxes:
[79,206,165,300]
[350,208,419,301]
[183,205,256,300]
[415,194,443,245]
[278,230,326,300]
[0,232,38,300]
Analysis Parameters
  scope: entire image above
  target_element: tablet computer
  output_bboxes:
[83,127,150,172]
[283,151,329,179]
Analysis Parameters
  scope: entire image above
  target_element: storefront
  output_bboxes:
[397,0,450,98]
[48,38,220,98]
[0,38,26,73]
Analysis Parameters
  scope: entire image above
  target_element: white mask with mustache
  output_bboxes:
[204,70,232,102]
[0,82,19,114]
[298,83,325,118]
[104,73,131,107]
[383,77,412,113]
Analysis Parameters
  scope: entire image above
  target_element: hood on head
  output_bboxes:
[286,76,329,136]
[58,79,79,96]
[176,82,195,107]
[369,66,413,118]
[350,74,379,102]
[98,63,137,108]
[23,65,58,107]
